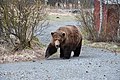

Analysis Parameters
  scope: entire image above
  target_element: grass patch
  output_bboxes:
[32,36,45,48]
[47,14,75,22]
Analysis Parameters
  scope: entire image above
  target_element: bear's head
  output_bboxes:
[45,31,66,59]
[51,31,66,48]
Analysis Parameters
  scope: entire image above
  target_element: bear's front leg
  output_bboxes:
[60,48,64,58]
[45,43,57,58]
[63,48,71,59]
[63,51,71,59]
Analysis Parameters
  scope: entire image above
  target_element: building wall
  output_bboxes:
[94,0,120,41]
[104,4,119,40]
[94,0,100,31]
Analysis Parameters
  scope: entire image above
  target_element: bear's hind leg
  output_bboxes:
[73,41,82,57]
[73,46,81,57]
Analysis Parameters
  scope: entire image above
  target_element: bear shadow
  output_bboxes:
[78,55,96,58]
[46,55,96,60]
[46,57,63,60]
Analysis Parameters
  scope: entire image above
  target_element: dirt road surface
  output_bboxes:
[0,46,120,80]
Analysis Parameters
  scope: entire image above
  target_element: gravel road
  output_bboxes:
[0,46,120,80]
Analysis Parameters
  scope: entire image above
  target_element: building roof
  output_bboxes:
[98,0,120,4]
[104,0,120,4]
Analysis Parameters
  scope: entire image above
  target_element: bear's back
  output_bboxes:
[57,25,82,48]
[57,25,81,37]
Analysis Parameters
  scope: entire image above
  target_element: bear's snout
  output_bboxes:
[55,45,59,48]
[55,40,60,48]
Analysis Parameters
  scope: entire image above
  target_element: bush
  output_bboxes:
[76,9,99,41]
[0,0,47,51]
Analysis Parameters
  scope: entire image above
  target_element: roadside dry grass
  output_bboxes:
[0,38,46,64]
[83,39,120,54]
[0,44,45,64]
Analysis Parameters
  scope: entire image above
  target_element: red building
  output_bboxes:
[94,0,120,41]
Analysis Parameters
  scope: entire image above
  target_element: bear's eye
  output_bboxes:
[54,38,61,42]
[54,39,59,41]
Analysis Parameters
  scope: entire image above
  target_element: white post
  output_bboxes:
[98,0,103,36]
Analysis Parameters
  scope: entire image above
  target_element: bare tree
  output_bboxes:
[0,0,47,50]
[75,0,97,41]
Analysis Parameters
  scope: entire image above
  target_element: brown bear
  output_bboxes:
[45,25,82,59]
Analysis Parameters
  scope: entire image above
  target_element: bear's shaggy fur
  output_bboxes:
[45,25,82,59]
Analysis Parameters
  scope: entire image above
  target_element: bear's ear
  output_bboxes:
[51,32,54,36]
[62,32,65,37]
